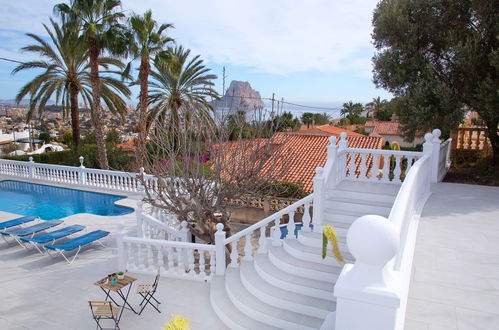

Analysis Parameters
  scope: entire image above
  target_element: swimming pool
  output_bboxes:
[0,180,133,220]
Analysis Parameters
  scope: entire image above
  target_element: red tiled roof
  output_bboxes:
[262,133,384,191]
[296,124,363,137]
[116,139,137,152]
[365,121,403,135]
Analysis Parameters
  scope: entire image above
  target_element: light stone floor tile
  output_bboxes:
[455,307,499,330]
[0,200,228,330]
[405,298,458,329]
[405,318,429,330]
[406,183,499,330]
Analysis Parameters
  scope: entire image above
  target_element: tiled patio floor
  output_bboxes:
[0,203,227,330]
[406,183,499,330]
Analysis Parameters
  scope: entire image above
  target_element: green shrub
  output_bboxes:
[2,145,133,171]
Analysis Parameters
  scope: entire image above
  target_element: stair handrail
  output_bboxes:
[332,131,445,330]
[220,193,314,272]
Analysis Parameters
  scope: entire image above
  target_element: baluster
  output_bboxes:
[147,244,154,271]
[349,153,357,178]
[370,154,379,180]
[209,250,215,278]
[257,224,268,254]
[126,242,133,270]
[394,155,402,182]
[230,241,239,267]
[383,154,390,181]
[405,156,414,175]
[360,153,367,179]
[199,250,206,278]
[302,202,312,231]
[176,247,184,275]
[137,244,145,270]
[167,247,174,272]
[272,217,282,246]
[187,249,195,275]
[286,211,296,239]
[157,246,165,272]
[243,234,253,260]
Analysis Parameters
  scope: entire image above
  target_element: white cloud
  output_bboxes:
[124,0,379,75]
[0,0,379,75]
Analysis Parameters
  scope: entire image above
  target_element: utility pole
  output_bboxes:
[222,66,227,96]
[271,93,275,119]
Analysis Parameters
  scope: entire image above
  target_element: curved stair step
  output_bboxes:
[225,267,324,329]
[268,245,341,282]
[332,180,401,195]
[210,275,279,330]
[298,230,347,248]
[240,260,335,318]
[253,253,335,301]
[283,239,353,265]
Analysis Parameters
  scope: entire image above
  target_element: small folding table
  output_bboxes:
[94,275,138,322]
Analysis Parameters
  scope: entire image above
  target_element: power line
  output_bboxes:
[218,94,342,111]
[0,57,23,64]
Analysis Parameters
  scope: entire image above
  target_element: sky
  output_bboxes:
[0,0,392,112]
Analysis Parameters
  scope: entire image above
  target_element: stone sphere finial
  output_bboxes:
[216,223,224,232]
[424,132,433,143]
[181,221,188,229]
[315,166,324,175]
[340,132,347,140]
[347,215,399,266]
[328,136,337,145]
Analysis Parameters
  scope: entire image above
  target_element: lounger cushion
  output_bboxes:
[0,216,37,230]
[45,230,110,251]
[20,225,85,244]
[1,220,63,237]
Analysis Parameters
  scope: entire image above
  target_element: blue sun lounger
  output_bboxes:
[0,216,38,233]
[1,220,63,246]
[45,230,110,264]
[20,224,86,254]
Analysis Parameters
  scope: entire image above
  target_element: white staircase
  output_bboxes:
[210,180,401,329]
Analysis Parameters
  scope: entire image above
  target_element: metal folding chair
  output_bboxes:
[88,301,121,330]
[136,269,161,315]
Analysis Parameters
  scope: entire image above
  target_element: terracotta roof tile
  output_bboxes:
[296,124,363,137]
[264,133,384,191]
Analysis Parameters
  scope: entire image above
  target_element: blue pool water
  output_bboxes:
[0,180,133,220]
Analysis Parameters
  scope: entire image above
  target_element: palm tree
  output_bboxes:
[148,46,218,147]
[55,0,126,170]
[340,101,363,118]
[12,19,130,149]
[366,96,387,119]
[125,10,173,168]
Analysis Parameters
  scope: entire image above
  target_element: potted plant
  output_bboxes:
[117,271,125,280]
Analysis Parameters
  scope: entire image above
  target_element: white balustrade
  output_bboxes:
[116,228,216,281]
[223,194,314,268]
[332,131,438,330]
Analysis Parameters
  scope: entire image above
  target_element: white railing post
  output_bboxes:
[422,132,435,184]
[312,167,325,228]
[78,156,86,186]
[338,132,348,180]
[136,200,143,237]
[334,215,401,330]
[430,129,442,183]
[116,221,127,270]
[214,223,226,275]
[28,157,34,178]
[180,221,190,242]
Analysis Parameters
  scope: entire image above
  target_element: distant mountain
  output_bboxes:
[211,81,264,111]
